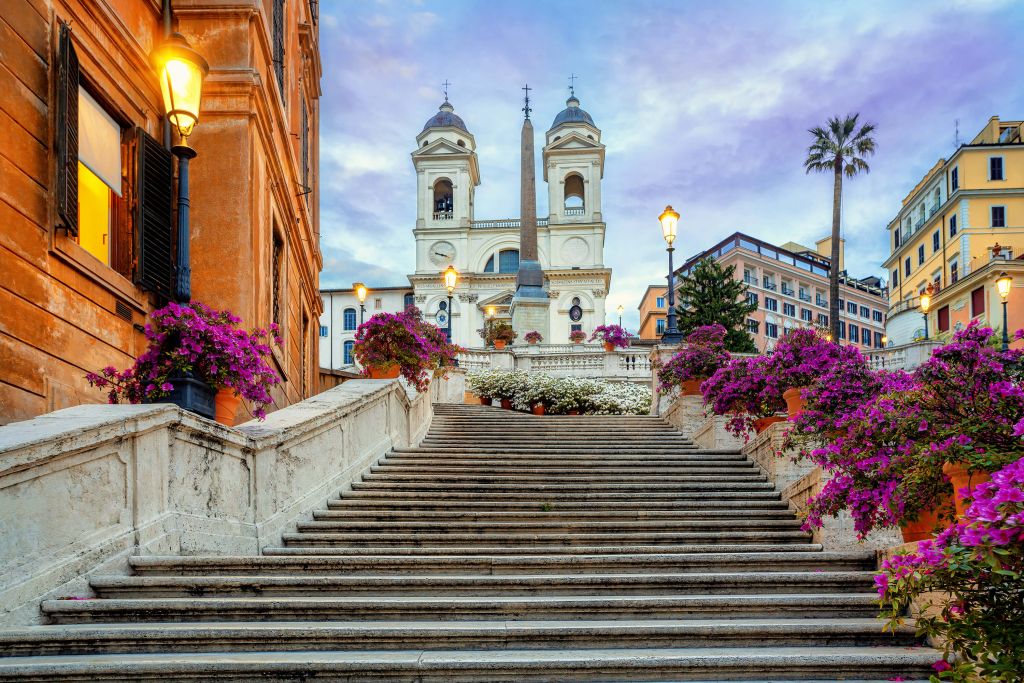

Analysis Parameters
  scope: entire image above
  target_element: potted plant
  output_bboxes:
[590,324,630,352]
[702,355,786,438]
[514,373,558,415]
[550,376,602,415]
[480,321,516,350]
[466,369,501,406]
[657,324,730,396]
[568,329,587,344]
[490,370,529,409]
[524,330,543,345]
[765,328,841,418]
[353,309,462,392]
[86,302,281,424]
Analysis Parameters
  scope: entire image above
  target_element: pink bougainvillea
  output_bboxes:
[353,307,462,392]
[86,302,282,419]
[657,324,730,392]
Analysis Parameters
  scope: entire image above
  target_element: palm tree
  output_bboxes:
[804,114,877,341]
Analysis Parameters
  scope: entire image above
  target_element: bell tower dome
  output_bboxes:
[543,94,604,224]
[412,99,480,230]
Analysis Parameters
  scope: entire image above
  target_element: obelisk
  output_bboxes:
[511,84,550,340]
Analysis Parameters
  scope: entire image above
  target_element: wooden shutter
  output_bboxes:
[971,287,985,317]
[937,306,950,332]
[134,127,174,297]
[273,0,285,101]
[55,23,79,236]
[301,97,309,197]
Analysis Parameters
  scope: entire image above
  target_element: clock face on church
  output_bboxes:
[429,241,456,267]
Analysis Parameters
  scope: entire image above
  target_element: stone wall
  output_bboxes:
[0,374,461,626]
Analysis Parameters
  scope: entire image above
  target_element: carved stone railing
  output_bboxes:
[866,340,942,371]
[564,206,585,216]
[471,217,549,229]
[456,344,651,382]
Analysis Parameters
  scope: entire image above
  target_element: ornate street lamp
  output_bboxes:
[442,265,459,343]
[353,282,368,325]
[997,271,1013,351]
[919,282,934,340]
[616,304,624,327]
[153,33,209,303]
[658,205,683,344]
[881,335,889,347]
[486,305,496,348]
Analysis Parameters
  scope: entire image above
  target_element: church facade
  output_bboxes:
[409,94,612,347]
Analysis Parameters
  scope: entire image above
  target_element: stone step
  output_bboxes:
[0,646,938,681]
[129,551,876,576]
[408,447,705,455]
[88,572,876,599]
[311,509,796,522]
[335,489,784,501]
[359,472,769,484]
[418,436,696,444]
[349,481,776,493]
[380,457,750,469]
[386,451,745,462]
[0,618,919,656]
[260,543,825,557]
[293,519,804,533]
[326,497,790,510]
[41,593,884,623]
[279,530,812,547]
[372,465,761,478]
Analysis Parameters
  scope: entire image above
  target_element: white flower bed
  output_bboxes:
[466,370,651,415]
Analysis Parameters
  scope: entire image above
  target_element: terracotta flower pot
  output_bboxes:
[214,389,242,426]
[571,339,583,345]
[567,409,580,415]
[494,340,507,350]
[943,462,992,517]
[900,490,954,542]
[681,379,704,396]
[479,396,493,406]
[528,339,538,345]
[531,404,545,416]
[753,416,785,434]
[603,341,615,352]
[368,365,401,380]
[783,387,807,419]
[500,398,513,410]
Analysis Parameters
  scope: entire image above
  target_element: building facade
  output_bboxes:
[883,117,1024,345]
[0,0,321,426]
[407,95,611,347]
[319,286,415,370]
[677,233,888,352]
[637,285,668,340]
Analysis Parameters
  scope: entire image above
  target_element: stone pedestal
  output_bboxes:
[511,292,550,341]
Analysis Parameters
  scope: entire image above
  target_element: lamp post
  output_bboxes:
[658,205,683,344]
[616,304,624,328]
[997,271,1013,351]
[920,283,934,340]
[154,33,209,303]
[486,305,496,348]
[353,282,368,325]
[442,265,459,343]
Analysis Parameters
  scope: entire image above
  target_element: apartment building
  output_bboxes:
[883,116,1024,345]
[636,285,668,340]
[677,233,888,352]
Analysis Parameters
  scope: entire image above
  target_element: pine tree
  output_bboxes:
[675,258,757,353]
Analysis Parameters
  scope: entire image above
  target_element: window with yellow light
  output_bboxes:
[76,86,123,267]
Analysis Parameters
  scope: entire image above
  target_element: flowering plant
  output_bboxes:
[657,324,730,392]
[465,371,651,415]
[479,321,517,345]
[590,324,630,348]
[353,308,462,392]
[568,330,587,343]
[86,302,282,419]
[524,330,543,343]
[701,355,785,437]
[765,327,841,394]
[878,456,1024,682]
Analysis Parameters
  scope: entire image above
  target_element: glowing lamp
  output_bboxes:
[920,283,934,313]
[443,264,459,295]
[997,271,1013,300]
[659,205,680,246]
[153,33,209,141]
[353,282,368,304]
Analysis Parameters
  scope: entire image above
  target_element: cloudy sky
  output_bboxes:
[317,0,1024,329]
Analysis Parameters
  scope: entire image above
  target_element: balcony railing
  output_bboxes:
[433,211,453,221]
[471,217,550,229]
[564,206,585,216]
[743,277,757,286]
[815,296,827,307]
[763,282,777,291]
[929,203,940,216]
[914,218,924,230]
[798,293,812,303]
[781,286,794,296]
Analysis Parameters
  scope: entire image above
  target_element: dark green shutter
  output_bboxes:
[301,97,309,197]
[273,0,285,101]
[134,127,174,297]
[55,23,79,236]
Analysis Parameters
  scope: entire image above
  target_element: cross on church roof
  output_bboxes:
[568,73,578,97]
[441,79,451,102]
[522,83,531,120]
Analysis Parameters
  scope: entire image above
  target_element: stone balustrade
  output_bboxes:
[866,340,942,371]
[0,373,463,625]
[458,344,653,382]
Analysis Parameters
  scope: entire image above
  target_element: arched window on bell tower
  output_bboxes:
[564,173,584,215]
[433,179,453,220]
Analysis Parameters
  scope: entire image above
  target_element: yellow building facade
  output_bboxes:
[883,117,1024,345]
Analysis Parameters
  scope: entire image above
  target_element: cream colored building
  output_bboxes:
[408,96,612,347]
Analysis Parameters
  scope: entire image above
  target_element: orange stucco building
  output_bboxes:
[636,285,668,340]
[0,0,322,425]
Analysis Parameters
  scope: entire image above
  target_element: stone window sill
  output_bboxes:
[51,232,149,313]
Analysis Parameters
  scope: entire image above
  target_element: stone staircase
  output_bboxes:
[0,403,937,681]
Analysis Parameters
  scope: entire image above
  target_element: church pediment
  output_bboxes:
[413,138,471,157]
[545,132,603,152]
[477,291,515,308]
